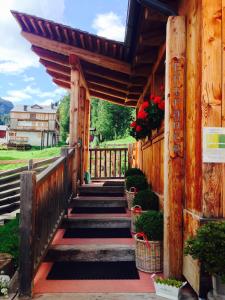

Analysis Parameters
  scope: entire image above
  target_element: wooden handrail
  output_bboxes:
[19,147,75,298]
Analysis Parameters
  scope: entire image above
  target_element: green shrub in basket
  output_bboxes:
[132,189,159,211]
[135,211,163,241]
[125,168,144,177]
[125,175,148,191]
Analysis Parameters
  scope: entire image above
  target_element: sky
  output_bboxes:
[0,0,128,107]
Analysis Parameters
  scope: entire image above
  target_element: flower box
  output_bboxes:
[152,274,187,300]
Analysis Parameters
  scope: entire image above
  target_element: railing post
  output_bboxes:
[61,147,69,213]
[28,159,33,170]
[19,171,36,298]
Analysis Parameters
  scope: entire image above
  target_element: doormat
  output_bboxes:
[70,206,126,214]
[63,227,132,238]
[47,261,139,280]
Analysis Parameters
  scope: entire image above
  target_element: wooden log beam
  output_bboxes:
[90,91,135,107]
[164,16,186,278]
[22,31,131,74]
[144,7,168,23]
[88,82,139,100]
[134,52,157,65]
[53,79,70,89]
[47,70,70,83]
[40,59,70,75]
[139,30,165,47]
[32,46,69,66]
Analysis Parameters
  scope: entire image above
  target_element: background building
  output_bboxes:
[9,104,60,147]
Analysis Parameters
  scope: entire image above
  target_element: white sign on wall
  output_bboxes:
[203,127,225,163]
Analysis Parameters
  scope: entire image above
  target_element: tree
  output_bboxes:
[91,98,135,141]
[59,94,70,142]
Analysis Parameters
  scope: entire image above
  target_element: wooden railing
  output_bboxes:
[89,147,129,179]
[19,148,75,297]
[0,156,59,216]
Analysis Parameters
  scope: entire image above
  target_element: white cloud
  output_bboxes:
[92,12,125,42]
[0,0,65,74]
[23,75,35,82]
[3,85,66,104]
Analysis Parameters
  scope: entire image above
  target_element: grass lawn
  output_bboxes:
[0,218,19,266]
[99,136,135,147]
[0,147,61,171]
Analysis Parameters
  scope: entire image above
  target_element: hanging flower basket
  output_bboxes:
[130,88,165,141]
[135,233,163,273]
[131,205,146,233]
[125,187,137,210]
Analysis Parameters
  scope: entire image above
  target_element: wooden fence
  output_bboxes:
[19,147,74,297]
[0,157,59,217]
[89,147,128,179]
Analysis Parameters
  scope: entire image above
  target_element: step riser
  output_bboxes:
[79,192,124,197]
[45,248,135,262]
[62,218,131,229]
[70,200,127,208]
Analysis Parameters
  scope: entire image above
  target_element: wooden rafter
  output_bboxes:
[53,79,70,89]
[40,59,70,75]
[32,46,69,66]
[47,70,70,83]
[22,31,131,74]
[90,91,135,107]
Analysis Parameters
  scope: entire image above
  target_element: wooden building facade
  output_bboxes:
[9,104,59,147]
[12,0,225,296]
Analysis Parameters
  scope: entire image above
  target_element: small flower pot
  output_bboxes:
[152,274,187,300]
[134,234,163,273]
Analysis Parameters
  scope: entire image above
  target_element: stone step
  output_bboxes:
[79,186,124,197]
[62,217,131,229]
[70,198,127,208]
[45,244,135,262]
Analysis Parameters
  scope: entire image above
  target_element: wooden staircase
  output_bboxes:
[32,181,156,299]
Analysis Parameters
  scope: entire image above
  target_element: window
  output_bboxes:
[30,113,36,120]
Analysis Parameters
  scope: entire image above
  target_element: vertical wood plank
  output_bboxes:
[164,16,186,278]
[222,0,225,218]
[202,0,222,218]
[19,171,36,298]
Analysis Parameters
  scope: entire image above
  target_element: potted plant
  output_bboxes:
[184,221,225,299]
[135,211,163,272]
[151,274,187,300]
[0,271,10,298]
[125,175,148,210]
[125,168,144,177]
[131,189,159,233]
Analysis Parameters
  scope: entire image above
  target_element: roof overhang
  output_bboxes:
[11,1,177,107]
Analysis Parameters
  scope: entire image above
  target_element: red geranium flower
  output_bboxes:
[150,95,155,100]
[130,121,136,128]
[158,100,165,110]
[136,125,142,132]
[152,96,161,104]
[142,101,149,109]
[137,110,148,119]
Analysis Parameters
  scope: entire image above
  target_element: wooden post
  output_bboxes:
[61,147,69,212]
[202,0,223,218]
[19,171,36,298]
[164,16,186,278]
[69,55,80,194]
[83,98,90,175]
[28,159,33,170]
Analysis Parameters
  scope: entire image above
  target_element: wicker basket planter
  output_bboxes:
[125,187,137,210]
[135,234,163,273]
[131,206,146,233]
